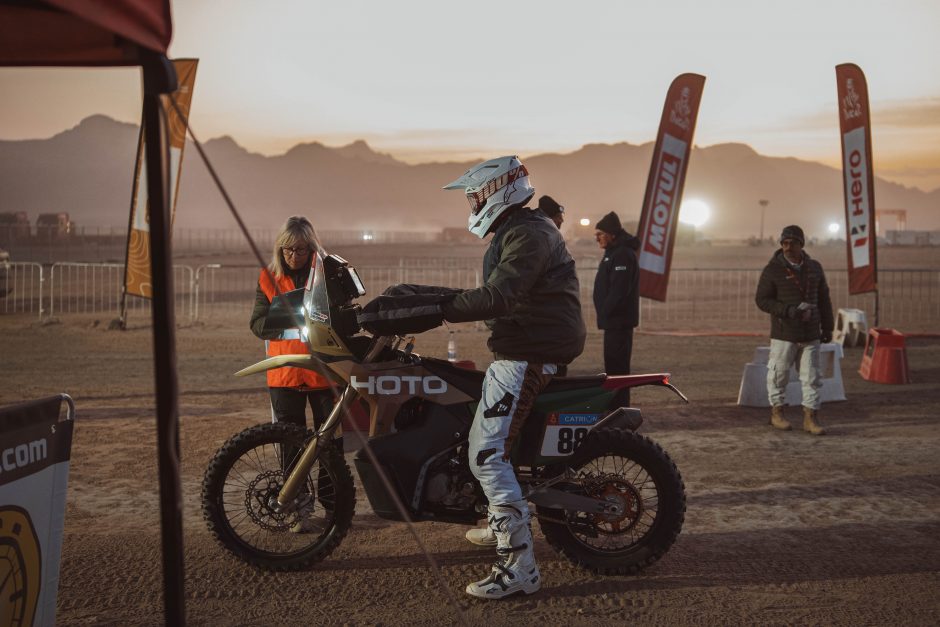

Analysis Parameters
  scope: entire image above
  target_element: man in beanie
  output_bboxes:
[536,195,565,229]
[593,211,641,390]
[755,224,834,435]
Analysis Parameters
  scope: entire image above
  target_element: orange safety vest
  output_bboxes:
[258,268,329,389]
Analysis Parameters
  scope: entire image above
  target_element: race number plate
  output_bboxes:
[540,413,601,457]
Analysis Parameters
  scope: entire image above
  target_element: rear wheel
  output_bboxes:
[201,423,355,571]
[536,428,685,575]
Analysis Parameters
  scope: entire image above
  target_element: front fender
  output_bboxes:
[235,354,315,377]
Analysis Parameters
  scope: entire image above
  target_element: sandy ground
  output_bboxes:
[1,313,939,626]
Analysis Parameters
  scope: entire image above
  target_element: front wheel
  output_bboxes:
[536,428,685,575]
[201,422,355,571]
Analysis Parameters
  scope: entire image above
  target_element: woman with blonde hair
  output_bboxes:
[250,216,335,442]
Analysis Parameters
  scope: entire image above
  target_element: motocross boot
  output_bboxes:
[802,406,825,435]
[465,524,497,547]
[290,496,318,534]
[770,405,791,431]
[465,501,541,599]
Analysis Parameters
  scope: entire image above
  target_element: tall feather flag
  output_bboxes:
[635,73,706,302]
[836,63,878,297]
[122,58,198,303]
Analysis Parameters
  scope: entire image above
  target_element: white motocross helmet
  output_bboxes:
[443,155,535,238]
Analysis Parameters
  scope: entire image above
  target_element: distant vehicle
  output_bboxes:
[0,211,30,243]
[36,212,73,242]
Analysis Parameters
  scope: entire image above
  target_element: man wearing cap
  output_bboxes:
[755,225,834,435]
[593,211,641,388]
[536,195,565,229]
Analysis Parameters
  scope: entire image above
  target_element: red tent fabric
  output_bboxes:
[0,0,171,64]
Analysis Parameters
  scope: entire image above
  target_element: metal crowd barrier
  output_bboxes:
[48,262,193,320]
[3,260,937,333]
[0,262,44,316]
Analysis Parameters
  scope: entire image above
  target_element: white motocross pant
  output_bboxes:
[468,359,557,507]
[767,338,822,410]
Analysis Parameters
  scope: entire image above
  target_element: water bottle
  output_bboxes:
[447,331,457,362]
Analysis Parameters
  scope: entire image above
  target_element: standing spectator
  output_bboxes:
[755,225,834,435]
[593,211,640,389]
[250,216,335,435]
[536,194,565,229]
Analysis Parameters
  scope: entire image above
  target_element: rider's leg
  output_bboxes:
[465,360,554,598]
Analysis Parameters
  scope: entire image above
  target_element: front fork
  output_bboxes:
[276,384,359,510]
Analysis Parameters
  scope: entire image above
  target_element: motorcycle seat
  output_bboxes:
[543,374,607,392]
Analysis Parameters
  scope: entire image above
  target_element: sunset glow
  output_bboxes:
[1,1,938,190]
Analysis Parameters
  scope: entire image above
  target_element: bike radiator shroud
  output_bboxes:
[353,397,479,523]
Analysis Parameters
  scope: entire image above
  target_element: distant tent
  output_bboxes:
[1,1,186,623]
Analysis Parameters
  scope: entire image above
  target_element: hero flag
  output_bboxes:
[836,63,878,295]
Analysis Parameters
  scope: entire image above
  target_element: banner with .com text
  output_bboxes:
[123,58,199,298]
[836,63,878,295]
[635,73,706,302]
[0,395,74,627]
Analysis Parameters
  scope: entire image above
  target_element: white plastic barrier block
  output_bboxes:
[833,308,868,347]
[737,342,846,407]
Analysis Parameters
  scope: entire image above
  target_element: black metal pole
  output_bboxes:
[141,50,185,626]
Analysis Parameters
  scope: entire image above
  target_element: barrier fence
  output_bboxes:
[1,260,937,332]
[1,262,44,315]
[48,263,193,319]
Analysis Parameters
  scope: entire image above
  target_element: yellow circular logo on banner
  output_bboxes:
[0,506,42,626]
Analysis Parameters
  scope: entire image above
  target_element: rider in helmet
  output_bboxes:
[441,155,586,598]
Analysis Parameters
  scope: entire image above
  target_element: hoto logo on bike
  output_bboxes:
[541,414,600,457]
[350,375,448,396]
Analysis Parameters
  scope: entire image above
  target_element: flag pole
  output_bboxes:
[114,117,145,331]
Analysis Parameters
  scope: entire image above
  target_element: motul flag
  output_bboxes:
[124,58,198,298]
[636,73,705,301]
[836,63,878,294]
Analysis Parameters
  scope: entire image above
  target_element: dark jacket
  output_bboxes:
[593,229,640,330]
[442,208,586,364]
[755,249,834,343]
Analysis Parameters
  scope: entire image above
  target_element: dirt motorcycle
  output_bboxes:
[201,249,689,574]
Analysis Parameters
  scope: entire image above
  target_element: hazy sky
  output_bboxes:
[2,0,939,190]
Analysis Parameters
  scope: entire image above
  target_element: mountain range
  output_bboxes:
[1,114,937,239]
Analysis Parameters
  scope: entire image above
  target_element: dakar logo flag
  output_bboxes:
[836,63,877,295]
[636,73,706,301]
[124,58,199,298]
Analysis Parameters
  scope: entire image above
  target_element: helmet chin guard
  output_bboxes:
[443,155,535,238]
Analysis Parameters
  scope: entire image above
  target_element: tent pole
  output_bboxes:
[141,50,185,626]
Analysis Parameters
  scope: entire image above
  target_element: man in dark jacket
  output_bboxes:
[441,155,586,599]
[536,194,565,229]
[592,211,640,384]
[755,225,834,435]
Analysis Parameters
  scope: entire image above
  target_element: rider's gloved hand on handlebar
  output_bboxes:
[357,284,462,336]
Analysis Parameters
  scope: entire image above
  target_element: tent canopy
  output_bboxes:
[0,0,171,64]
